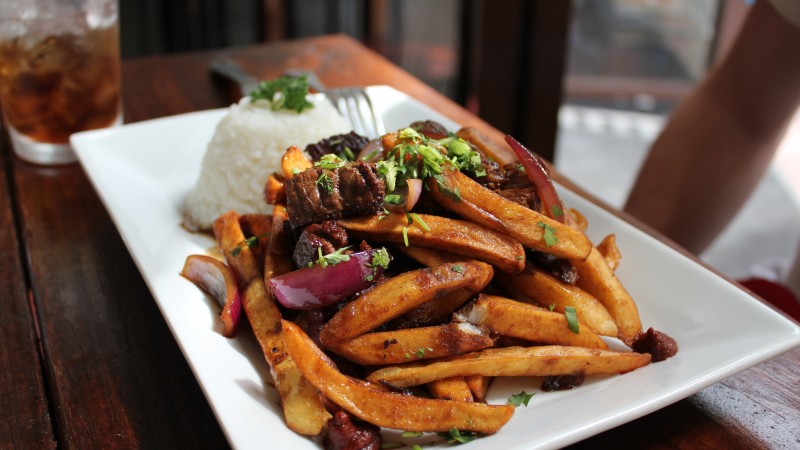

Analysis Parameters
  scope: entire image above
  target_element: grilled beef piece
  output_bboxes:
[285,162,386,228]
[323,411,382,450]
[542,373,585,391]
[292,221,349,269]
[473,155,508,190]
[497,186,541,211]
[528,250,578,285]
[305,131,370,161]
[409,119,450,139]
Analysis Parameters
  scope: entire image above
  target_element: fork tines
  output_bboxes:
[325,87,385,139]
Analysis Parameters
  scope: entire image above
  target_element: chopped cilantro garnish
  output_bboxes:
[401,431,425,438]
[376,160,399,192]
[402,226,409,247]
[414,347,433,358]
[360,149,379,161]
[311,246,351,268]
[438,428,482,444]
[433,173,461,202]
[231,235,261,257]
[316,172,334,193]
[548,304,556,311]
[343,146,355,161]
[315,154,347,170]
[507,390,535,407]
[384,194,403,205]
[249,75,313,113]
[552,204,564,218]
[410,213,430,231]
[371,247,391,270]
[452,264,464,273]
[537,221,558,247]
[565,306,580,334]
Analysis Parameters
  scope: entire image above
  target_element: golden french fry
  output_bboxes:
[596,234,621,272]
[573,247,642,346]
[428,169,592,261]
[367,345,651,387]
[213,211,328,435]
[320,261,493,346]
[495,267,618,337]
[567,207,588,232]
[395,245,466,267]
[281,145,313,179]
[282,320,515,433]
[339,213,525,273]
[427,377,474,402]
[265,173,286,205]
[458,295,608,349]
[388,288,474,329]
[264,205,294,284]
[465,375,492,402]
[331,323,494,365]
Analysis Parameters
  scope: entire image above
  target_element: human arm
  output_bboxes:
[623,0,800,254]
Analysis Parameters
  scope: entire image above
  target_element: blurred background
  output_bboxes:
[119,0,800,281]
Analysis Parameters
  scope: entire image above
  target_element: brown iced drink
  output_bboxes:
[0,24,121,145]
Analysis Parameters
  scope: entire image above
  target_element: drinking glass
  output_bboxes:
[0,0,121,165]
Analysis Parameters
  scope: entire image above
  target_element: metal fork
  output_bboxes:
[324,87,385,139]
[210,59,384,138]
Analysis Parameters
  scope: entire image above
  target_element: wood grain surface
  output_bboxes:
[1,34,798,449]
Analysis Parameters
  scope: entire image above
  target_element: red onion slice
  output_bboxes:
[181,255,242,337]
[505,135,566,223]
[269,249,386,310]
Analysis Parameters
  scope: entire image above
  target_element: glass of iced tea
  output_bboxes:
[0,0,121,165]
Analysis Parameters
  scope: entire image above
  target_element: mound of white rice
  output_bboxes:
[183,95,349,230]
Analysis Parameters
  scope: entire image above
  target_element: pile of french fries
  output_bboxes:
[183,126,662,442]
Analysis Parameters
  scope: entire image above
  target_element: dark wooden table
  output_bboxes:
[2,34,798,449]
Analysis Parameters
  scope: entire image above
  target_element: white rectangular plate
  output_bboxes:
[72,85,800,450]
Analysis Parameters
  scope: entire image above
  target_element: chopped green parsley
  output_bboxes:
[507,390,535,407]
[249,75,313,113]
[565,306,580,334]
[537,221,558,247]
[308,246,351,268]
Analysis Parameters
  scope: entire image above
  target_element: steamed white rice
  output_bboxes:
[183,95,349,230]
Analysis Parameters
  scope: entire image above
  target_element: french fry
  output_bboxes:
[320,261,493,346]
[495,267,618,337]
[339,213,525,273]
[458,295,608,349]
[265,173,286,205]
[213,211,328,435]
[465,375,491,402]
[264,205,294,284]
[596,234,621,272]
[428,169,592,261]
[395,245,466,267]
[573,247,642,346]
[567,207,588,232]
[387,288,474,329]
[283,320,515,433]
[239,213,272,273]
[367,345,652,387]
[281,145,313,179]
[330,323,494,365]
[427,377,474,402]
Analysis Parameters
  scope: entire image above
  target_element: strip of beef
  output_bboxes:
[473,154,508,190]
[323,411,382,450]
[409,119,450,139]
[285,162,386,228]
[292,221,349,269]
[528,250,578,285]
[305,131,369,161]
